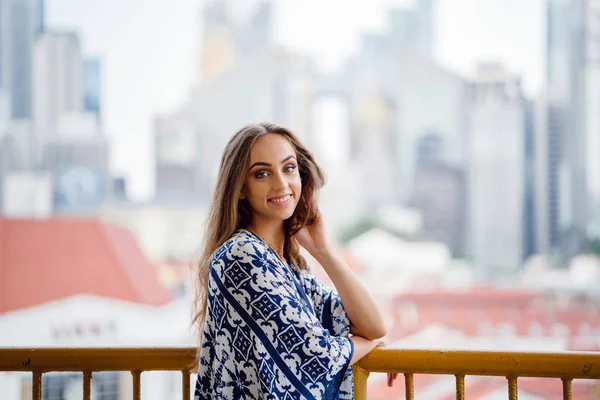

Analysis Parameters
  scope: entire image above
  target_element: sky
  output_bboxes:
[46,0,545,201]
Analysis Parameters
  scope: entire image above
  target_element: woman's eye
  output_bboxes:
[284,165,296,173]
[255,171,269,179]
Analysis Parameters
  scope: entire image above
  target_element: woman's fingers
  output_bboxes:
[387,372,398,387]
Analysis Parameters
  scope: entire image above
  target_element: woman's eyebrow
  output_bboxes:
[249,155,296,170]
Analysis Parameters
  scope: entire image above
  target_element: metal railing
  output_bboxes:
[353,348,600,400]
[0,347,598,399]
[0,347,198,400]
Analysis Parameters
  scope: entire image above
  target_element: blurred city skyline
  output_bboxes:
[47,0,544,200]
[2,1,600,397]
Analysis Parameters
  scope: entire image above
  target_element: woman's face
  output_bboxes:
[242,134,302,226]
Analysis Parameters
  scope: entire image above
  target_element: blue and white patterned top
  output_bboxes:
[194,229,354,399]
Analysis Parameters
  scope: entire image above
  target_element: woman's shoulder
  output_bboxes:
[212,229,269,262]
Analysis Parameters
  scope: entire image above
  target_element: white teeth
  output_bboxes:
[270,195,291,203]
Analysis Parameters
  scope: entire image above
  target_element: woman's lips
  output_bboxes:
[268,194,292,205]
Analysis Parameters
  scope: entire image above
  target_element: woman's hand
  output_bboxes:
[295,211,331,256]
[377,341,399,387]
[297,211,388,340]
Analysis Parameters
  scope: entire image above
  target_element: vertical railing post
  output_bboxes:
[83,371,92,400]
[405,373,414,400]
[353,366,370,400]
[32,371,42,400]
[507,377,518,400]
[182,370,191,400]
[132,370,142,400]
[562,378,572,400]
[455,374,465,400]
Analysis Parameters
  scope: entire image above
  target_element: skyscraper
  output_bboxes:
[467,64,525,277]
[412,134,466,257]
[0,0,9,91]
[200,1,274,84]
[523,100,537,259]
[388,0,435,57]
[83,57,101,124]
[543,0,600,255]
[36,0,44,34]
[8,0,38,119]
[200,0,235,83]
[416,0,434,57]
[33,31,84,165]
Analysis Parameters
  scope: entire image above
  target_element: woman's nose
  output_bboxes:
[272,171,288,190]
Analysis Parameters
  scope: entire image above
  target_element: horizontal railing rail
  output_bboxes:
[0,347,598,399]
[0,347,198,400]
[353,348,600,400]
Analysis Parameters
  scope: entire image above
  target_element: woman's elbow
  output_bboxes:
[350,319,387,340]
[371,325,387,340]
[363,323,387,340]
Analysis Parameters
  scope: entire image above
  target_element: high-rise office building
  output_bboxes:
[83,57,101,123]
[534,95,563,255]
[4,0,39,119]
[43,113,109,212]
[200,1,272,84]
[412,134,466,257]
[0,0,9,91]
[36,0,44,34]
[543,0,600,255]
[523,100,537,259]
[467,64,525,277]
[353,93,399,208]
[343,0,462,206]
[388,0,435,57]
[154,111,205,202]
[200,0,235,83]
[33,31,84,165]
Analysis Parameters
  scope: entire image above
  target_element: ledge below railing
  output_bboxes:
[0,347,598,399]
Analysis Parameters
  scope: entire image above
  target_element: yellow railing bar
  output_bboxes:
[356,348,600,378]
[353,348,599,400]
[0,347,598,399]
[0,348,198,400]
[0,347,198,372]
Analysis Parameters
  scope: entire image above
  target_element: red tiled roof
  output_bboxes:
[395,287,538,306]
[391,287,600,338]
[0,218,172,314]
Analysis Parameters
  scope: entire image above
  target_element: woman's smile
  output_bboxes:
[268,194,293,205]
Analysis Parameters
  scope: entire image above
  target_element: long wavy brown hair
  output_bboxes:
[192,122,326,345]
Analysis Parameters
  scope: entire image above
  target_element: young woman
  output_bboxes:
[192,123,395,399]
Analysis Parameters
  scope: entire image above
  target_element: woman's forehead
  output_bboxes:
[250,134,297,161]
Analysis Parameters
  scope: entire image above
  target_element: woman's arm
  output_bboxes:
[312,248,387,339]
[296,213,387,340]
[349,335,383,365]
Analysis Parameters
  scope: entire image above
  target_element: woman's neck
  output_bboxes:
[247,220,286,258]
